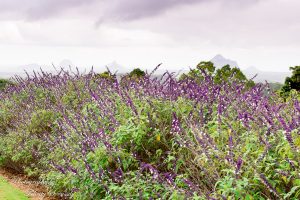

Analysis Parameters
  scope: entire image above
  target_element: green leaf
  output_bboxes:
[284,186,300,199]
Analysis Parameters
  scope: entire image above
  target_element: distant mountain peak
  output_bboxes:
[212,54,225,60]
[210,54,239,68]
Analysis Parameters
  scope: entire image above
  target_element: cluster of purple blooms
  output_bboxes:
[0,66,299,199]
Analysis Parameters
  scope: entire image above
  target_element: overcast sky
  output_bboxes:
[0,0,299,73]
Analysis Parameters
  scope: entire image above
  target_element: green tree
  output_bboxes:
[196,61,216,75]
[214,65,255,87]
[93,71,116,81]
[129,68,146,78]
[180,61,254,88]
[180,61,215,81]
[120,68,146,85]
[281,66,300,97]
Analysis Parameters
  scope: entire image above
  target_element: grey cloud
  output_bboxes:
[25,0,96,19]
[101,0,202,21]
[0,0,260,21]
[0,0,95,20]
[0,0,202,21]
[97,0,260,23]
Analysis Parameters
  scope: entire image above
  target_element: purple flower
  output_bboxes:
[112,168,123,183]
[171,112,182,134]
[259,174,279,198]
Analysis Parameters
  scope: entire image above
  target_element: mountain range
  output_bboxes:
[0,56,291,83]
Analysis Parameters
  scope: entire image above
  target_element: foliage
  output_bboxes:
[0,65,299,199]
[180,61,215,81]
[129,68,146,78]
[281,66,300,97]
[180,62,255,88]
[93,71,116,82]
[120,68,146,84]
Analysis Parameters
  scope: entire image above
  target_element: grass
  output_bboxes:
[0,176,29,200]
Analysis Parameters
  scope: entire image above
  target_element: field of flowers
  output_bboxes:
[0,66,299,199]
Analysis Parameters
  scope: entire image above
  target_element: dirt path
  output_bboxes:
[0,168,57,200]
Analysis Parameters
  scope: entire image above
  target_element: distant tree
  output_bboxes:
[98,71,110,78]
[129,68,146,78]
[94,71,116,81]
[281,66,300,97]
[214,65,255,87]
[180,61,215,81]
[214,65,234,83]
[282,66,300,91]
[180,61,254,88]
[196,61,216,76]
[120,68,146,85]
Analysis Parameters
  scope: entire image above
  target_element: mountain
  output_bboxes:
[210,54,290,83]
[1,57,291,83]
[210,54,239,68]
[0,61,74,78]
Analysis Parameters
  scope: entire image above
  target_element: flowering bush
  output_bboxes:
[0,67,299,199]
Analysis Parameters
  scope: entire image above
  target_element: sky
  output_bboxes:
[0,0,299,74]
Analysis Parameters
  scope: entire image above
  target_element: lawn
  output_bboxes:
[0,176,29,200]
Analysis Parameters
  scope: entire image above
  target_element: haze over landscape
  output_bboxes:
[0,54,291,83]
[0,0,299,82]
